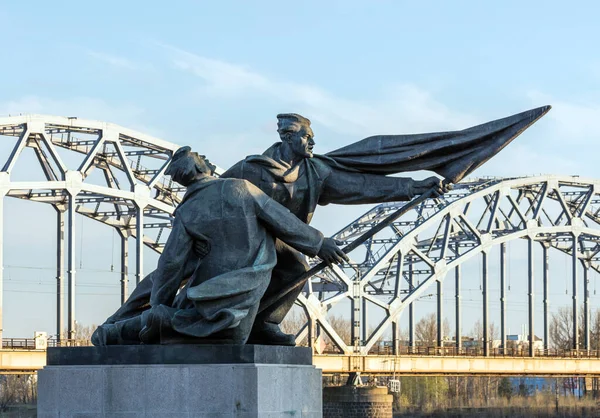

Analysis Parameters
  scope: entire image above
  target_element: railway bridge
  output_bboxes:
[0,115,598,376]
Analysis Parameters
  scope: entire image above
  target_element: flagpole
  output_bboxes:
[258,187,437,314]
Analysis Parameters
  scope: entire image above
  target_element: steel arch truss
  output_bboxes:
[0,114,214,341]
[2,115,597,357]
[298,175,600,356]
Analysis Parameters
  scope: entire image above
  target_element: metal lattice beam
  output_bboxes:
[298,176,600,355]
[0,115,223,343]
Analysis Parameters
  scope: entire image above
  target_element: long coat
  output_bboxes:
[142,176,324,343]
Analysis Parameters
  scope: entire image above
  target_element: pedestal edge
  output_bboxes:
[47,344,312,366]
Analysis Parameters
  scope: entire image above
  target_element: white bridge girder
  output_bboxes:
[1,115,598,361]
[5,349,600,377]
[298,175,600,356]
[0,115,225,342]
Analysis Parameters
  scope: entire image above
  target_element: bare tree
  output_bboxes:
[0,376,16,412]
[488,322,498,341]
[471,320,483,342]
[281,311,352,350]
[75,323,97,342]
[591,309,600,351]
[488,322,499,350]
[393,327,409,350]
[415,313,437,347]
[550,306,573,350]
[0,375,36,412]
[443,318,450,340]
[549,306,587,351]
[280,309,306,334]
[327,314,352,346]
[280,309,309,346]
[587,308,600,399]
[62,323,98,345]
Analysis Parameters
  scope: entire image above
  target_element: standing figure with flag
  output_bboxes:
[221,106,550,345]
[102,106,550,346]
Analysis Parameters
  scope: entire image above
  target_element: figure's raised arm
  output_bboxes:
[316,161,454,206]
[317,164,414,205]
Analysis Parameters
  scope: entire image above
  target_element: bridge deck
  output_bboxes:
[314,354,600,376]
[0,350,46,373]
[2,349,600,376]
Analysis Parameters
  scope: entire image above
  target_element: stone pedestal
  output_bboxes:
[38,345,322,417]
[322,386,393,418]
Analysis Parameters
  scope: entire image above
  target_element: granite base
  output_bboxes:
[37,345,322,418]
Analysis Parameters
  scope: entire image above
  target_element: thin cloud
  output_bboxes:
[172,52,268,92]
[161,45,478,137]
[87,50,143,71]
[480,142,581,179]
[528,90,600,144]
[162,45,589,179]
[418,90,595,180]
[166,48,597,181]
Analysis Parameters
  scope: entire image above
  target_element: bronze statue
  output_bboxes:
[94,106,550,346]
[92,147,347,345]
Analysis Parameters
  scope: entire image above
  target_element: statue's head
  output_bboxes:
[277,113,315,158]
[165,146,216,187]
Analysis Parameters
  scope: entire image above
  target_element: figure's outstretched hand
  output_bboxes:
[318,238,349,266]
[412,177,453,198]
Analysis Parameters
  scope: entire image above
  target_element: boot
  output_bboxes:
[247,322,295,346]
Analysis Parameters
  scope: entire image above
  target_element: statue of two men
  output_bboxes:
[93,146,348,345]
[94,105,551,346]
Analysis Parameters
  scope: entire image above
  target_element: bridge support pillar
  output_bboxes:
[362,297,368,343]
[0,193,4,344]
[482,251,489,357]
[392,320,399,355]
[583,262,590,352]
[119,230,128,306]
[135,203,145,286]
[543,243,549,352]
[55,207,65,343]
[500,243,506,353]
[528,237,535,357]
[67,191,76,341]
[572,234,579,351]
[455,258,461,351]
[323,385,392,418]
[437,279,443,348]
[408,257,415,352]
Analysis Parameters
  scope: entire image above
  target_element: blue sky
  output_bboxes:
[1,0,599,339]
